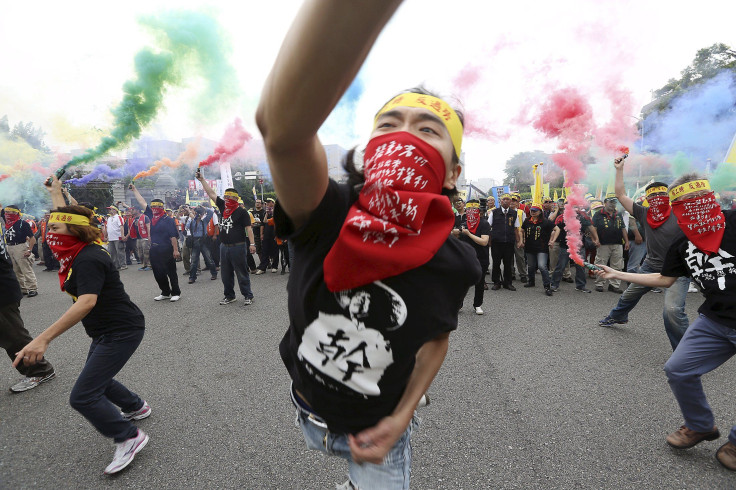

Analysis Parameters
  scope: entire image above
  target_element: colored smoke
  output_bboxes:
[56,10,238,178]
[67,158,150,186]
[132,139,200,180]
[198,118,252,167]
[322,75,365,142]
[0,174,8,183]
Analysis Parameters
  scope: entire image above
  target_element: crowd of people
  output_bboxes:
[2,0,736,486]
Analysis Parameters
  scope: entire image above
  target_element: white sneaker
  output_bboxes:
[103,429,149,475]
[154,295,170,301]
[270,268,278,273]
[122,401,151,421]
[170,295,181,302]
[688,283,699,293]
[475,306,484,315]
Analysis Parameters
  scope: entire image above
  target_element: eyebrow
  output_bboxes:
[377,109,445,127]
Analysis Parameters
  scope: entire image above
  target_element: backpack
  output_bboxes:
[207,217,219,237]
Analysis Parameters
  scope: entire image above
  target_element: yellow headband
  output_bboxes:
[151,202,164,208]
[107,206,119,214]
[4,207,20,214]
[501,194,511,199]
[466,202,480,208]
[49,212,91,227]
[669,180,711,201]
[374,93,463,157]
[646,186,668,197]
[224,191,239,199]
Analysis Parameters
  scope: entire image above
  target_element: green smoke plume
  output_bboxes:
[57,10,238,177]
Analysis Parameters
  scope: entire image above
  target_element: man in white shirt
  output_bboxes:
[105,206,126,270]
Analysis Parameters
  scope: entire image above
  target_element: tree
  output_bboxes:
[11,121,51,153]
[644,43,736,117]
[503,151,552,190]
[0,115,9,134]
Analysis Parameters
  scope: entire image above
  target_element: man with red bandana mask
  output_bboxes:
[597,157,690,351]
[2,204,38,297]
[596,173,736,471]
[453,199,490,314]
[256,2,480,486]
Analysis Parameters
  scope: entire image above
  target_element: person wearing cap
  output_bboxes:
[595,173,736,471]
[549,203,599,293]
[255,2,481,485]
[104,205,126,271]
[592,194,628,293]
[489,194,522,290]
[129,185,182,302]
[509,194,528,283]
[2,204,38,297]
[597,157,690,350]
[521,202,555,296]
[14,175,151,474]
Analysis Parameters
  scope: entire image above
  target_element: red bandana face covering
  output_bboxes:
[223,199,239,219]
[646,195,671,229]
[151,207,166,227]
[671,192,725,255]
[4,212,20,228]
[466,206,480,234]
[46,232,88,291]
[323,131,455,292]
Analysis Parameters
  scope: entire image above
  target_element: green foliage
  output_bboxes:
[0,115,9,134]
[10,121,51,153]
[644,43,736,118]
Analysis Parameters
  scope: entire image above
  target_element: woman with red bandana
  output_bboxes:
[256,1,480,487]
[14,175,150,475]
[595,173,736,472]
[129,184,182,302]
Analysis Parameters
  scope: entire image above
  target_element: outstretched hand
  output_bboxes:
[44,174,62,193]
[613,157,625,170]
[593,264,618,280]
[13,337,49,368]
[348,415,407,465]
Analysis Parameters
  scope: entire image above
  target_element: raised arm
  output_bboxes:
[195,170,219,203]
[129,183,147,210]
[256,0,402,228]
[62,187,78,206]
[614,157,634,214]
[45,174,67,209]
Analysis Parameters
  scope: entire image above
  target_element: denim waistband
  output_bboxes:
[290,383,329,429]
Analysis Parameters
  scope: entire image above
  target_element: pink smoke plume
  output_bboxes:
[133,139,200,180]
[198,118,252,167]
[0,174,9,183]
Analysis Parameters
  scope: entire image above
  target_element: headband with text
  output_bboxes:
[49,212,91,227]
[669,180,711,201]
[646,186,669,197]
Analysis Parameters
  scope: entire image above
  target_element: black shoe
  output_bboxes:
[491,283,501,291]
[520,277,528,283]
[27,291,38,298]
[575,287,592,293]
[503,284,517,291]
[545,288,553,296]
[182,271,190,276]
[281,269,286,275]
[211,275,217,280]
[188,279,195,284]
[563,277,574,283]
[610,287,623,294]
[523,282,535,288]
[596,286,604,292]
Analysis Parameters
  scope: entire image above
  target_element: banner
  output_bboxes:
[490,185,510,203]
[220,162,234,199]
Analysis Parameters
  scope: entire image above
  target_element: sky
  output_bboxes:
[1,0,735,181]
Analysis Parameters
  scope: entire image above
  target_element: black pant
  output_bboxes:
[0,301,55,377]
[42,241,59,270]
[150,245,181,296]
[473,262,489,307]
[258,238,279,271]
[126,238,139,264]
[207,235,220,267]
[491,241,515,286]
[69,328,144,442]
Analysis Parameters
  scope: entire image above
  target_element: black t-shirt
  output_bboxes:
[215,197,252,245]
[63,245,145,337]
[522,217,555,254]
[555,213,592,249]
[459,219,491,264]
[5,220,33,245]
[144,206,178,247]
[592,210,625,245]
[275,180,480,433]
[0,224,23,306]
[661,210,736,327]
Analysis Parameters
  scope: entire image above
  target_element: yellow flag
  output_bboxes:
[553,189,559,201]
[185,189,191,204]
[531,162,544,206]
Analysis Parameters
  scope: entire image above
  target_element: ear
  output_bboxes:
[444,163,462,190]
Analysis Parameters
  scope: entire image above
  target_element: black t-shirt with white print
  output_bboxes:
[275,179,480,434]
[661,210,736,327]
[215,197,252,245]
[63,245,145,337]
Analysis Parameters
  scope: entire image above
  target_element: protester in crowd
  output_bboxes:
[256,2,481,486]
[132,207,152,271]
[592,195,629,293]
[257,198,279,274]
[542,197,555,219]
[2,204,39,297]
[14,175,150,475]
[205,207,220,270]
[104,206,126,270]
[123,207,140,266]
[129,184,181,302]
[549,199,572,284]
[595,173,736,471]
[521,203,555,296]
[186,206,218,284]
[509,194,528,283]
[626,210,646,273]
[486,195,496,213]
[454,197,466,220]
[453,199,490,314]
[251,198,266,270]
[196,174,256,306]
[1,217,56,392]
[598,158,690,350]
[490,194,522,291]
[178,207,193,275]
[39,211,60,272]
[549,204,599,293]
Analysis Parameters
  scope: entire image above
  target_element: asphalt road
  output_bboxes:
[1,261,735,489]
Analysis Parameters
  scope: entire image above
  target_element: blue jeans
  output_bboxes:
[69,329,145,443]
[551,247,586,289]
[526,251,551,287]
[664,314,736,445]
[190,237,217,281]
[626,241,647,273]
[296,407,417,489]
[606,261,690,350]
[220,243,253,300]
